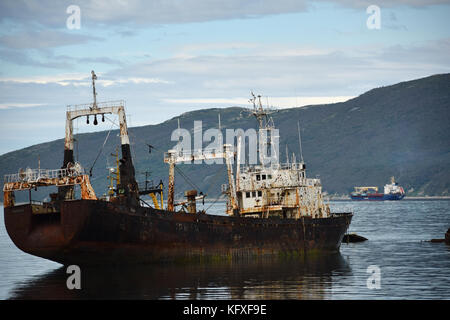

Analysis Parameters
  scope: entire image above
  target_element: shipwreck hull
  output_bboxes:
[4,200,352,266]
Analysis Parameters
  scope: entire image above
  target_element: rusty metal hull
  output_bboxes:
[4,200,352,266]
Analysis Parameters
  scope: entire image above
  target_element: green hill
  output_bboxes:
[1,73,449,202]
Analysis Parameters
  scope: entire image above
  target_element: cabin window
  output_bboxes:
[256,175,261,181]
[262,174,266,180]
[268,175,272,179]
[258,191,262,197]
[246,192,250,198]
[252,191,256,197]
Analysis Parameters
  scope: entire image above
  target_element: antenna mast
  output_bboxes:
[91,70,98,110]
[285,145,289,164]
[297,120,304,163]
[248,91,275,130]
[247,92,278,166]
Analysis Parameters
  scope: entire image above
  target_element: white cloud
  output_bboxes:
[170,42,333,60]
[0,0,310,27]
[327,0,450,9]
[0,30,101,49]
[2,39,449,101]
[1,0,447,29]
[0,73,88,84]
[0,74,173,87]
[0,103,47,110]
[163,96,354,108]
[99,77,174,87]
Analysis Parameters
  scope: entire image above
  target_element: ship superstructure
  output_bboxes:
[383,176,405,200]
[229,93,330,218]
[165,93,332,219]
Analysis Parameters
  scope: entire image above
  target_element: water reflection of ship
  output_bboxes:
[9,254,350,300]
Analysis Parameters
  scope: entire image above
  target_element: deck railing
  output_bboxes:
[66,100,125,112]
[4,166,85,184]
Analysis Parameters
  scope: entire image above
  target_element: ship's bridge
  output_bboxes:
[238,162,319,191]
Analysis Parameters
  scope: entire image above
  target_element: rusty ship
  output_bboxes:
[3,72,352,266]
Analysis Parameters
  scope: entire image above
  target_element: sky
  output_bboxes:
[0,0,449,155]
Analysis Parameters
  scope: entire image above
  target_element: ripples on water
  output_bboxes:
[1,201,449,300]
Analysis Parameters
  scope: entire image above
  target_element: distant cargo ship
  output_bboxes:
[382,177,406,200]
[350,177,405,201]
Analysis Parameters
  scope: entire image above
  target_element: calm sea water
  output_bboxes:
[0,200,449,300]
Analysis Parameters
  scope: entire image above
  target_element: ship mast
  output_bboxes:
[91,70,98,110]
[60,71,139,206]
[248,92,275,130]
[248,92,277,166]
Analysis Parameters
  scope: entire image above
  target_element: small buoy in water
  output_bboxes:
[343,233,368,243]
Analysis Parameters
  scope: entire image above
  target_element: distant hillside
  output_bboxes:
[1,73,449,202]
